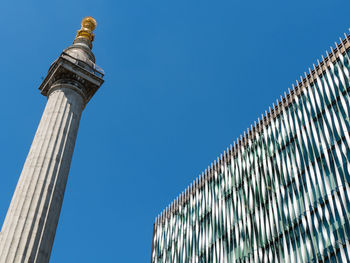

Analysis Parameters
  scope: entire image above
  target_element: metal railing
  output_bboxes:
[61,52,104,78]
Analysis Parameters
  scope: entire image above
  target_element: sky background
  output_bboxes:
[1,0,350,262]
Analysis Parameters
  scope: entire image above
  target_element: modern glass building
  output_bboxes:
[151,32,350,262]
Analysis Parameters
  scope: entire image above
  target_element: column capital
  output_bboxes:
[39,49,104,106]
[39,17,104,106]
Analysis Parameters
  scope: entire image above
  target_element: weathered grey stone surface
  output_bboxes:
[0,85,84,263]
[0,18,104,262]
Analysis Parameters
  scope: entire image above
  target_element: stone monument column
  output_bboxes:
[0,17,104,263]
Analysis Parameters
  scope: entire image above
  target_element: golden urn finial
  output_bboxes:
[75,16,97,42]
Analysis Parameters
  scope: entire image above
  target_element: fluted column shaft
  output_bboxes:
[0,83,84,263]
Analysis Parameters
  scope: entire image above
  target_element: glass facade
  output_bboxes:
[151,36,350,262]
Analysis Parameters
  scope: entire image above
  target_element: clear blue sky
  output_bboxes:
[0,0,350,262]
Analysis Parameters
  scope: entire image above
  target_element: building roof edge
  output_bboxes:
[154,31,350,227]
